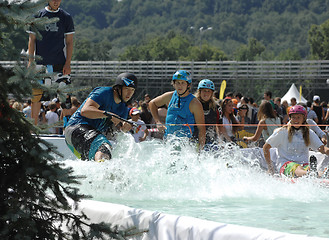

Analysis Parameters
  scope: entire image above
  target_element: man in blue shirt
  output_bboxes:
[27,0,74,125]
[149,70,205,150]
[65,73,138,161]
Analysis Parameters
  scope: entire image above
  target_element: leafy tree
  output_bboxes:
[119,31,227,61]
[0,1,142,239]
[187,44,227,61]
[2,0,329,61]
[308,19,329,60]
[235,38,265,61]
[276,49,302,60]
[73,38,94,60]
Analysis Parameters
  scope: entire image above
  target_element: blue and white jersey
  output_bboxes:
[165,91,196,138]
[27,7,75,65]
[67,87,129,132]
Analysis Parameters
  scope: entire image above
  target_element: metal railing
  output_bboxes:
[1,60,329,100]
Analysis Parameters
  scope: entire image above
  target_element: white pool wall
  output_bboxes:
[73,199,328,240]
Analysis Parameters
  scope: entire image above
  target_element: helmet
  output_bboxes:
[289,105,307,117]
[114,72,137,89]
[198,79,215,91]
[172,70,192,84]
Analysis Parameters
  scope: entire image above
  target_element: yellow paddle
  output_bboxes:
[299,85,302,102]
[219,80,227,100]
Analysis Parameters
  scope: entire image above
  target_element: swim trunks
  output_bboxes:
[65,124,112,160]
[280,161,309,177]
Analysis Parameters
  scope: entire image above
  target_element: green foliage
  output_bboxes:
[119,31,227,61]
[276,49,302,60]
[2,0,329,60]
[60,0,329,60]
[308,19,329,60]
[234,38,265,61]
[0,1,140,239]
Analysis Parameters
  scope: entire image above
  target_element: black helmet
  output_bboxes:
[114,72,137,89]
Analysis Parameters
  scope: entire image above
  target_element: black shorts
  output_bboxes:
[65,124,112,160]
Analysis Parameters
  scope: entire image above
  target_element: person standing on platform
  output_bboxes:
[27,0,74,125]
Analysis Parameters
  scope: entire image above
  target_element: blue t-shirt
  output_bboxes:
[165,91,196,138]
[27,7,75,65]
[67,87,129,132]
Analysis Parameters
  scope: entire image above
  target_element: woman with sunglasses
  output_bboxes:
[237,104,251,124]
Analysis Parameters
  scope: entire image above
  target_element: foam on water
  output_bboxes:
[62,133,329,237]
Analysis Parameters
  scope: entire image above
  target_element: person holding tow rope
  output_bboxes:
[149,70,206,150]
[64,73,137,161]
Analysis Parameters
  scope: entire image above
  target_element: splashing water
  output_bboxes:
[62,133,329,238]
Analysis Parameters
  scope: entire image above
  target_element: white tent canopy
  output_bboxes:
[281,83,307,104]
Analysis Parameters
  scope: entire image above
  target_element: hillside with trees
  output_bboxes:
[60,0,329,61]
[2,0,329,61]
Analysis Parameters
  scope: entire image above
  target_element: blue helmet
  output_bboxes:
[172,70,192,84]
[198,79,215,91]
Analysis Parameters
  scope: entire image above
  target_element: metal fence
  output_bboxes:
[1,60,329,101]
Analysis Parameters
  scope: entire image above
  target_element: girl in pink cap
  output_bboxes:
[263,105,329,177]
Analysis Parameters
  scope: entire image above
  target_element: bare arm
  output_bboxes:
[263,143,275,175]
[140,129,149,142]
[324,110,329,122]
[149,91,173,131]
[28,33,36,67]
[190,98,206,150]
[244,119,266,142]
[63,34,73,75]
[80,98,123,126]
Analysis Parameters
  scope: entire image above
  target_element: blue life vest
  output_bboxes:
[165,91,195,138]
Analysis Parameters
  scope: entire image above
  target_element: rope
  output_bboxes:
[142,123,329,127]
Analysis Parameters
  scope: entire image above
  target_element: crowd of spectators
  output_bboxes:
[7,90,329,141]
